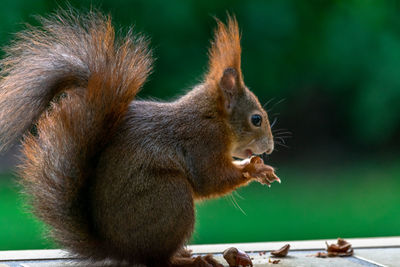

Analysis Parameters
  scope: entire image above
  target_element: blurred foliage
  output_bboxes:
[1,156,400,249]
[0,0,400,250]
[0,0,399,154]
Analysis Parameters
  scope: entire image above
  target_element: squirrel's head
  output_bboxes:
[217,67,274,159]
[205,15,274,159]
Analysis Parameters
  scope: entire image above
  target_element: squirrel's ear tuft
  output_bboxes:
[205,14,243,89]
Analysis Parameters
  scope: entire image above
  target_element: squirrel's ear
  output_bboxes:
[206,15,243,99]
[219,67,239,112]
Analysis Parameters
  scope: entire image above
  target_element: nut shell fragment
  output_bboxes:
[223,247,253,267]
[268,258,281,264]
[315,252,328,258]
[315,238,354,258]
[271,244,290,257]
[325,238,353,257]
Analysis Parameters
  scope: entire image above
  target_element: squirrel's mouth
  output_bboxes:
[245,149,253,158]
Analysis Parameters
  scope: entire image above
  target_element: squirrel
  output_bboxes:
[0,10,280,267]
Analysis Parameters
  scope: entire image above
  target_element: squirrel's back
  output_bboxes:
[0,10,152,261]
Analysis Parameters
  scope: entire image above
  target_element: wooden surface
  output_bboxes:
[0,236,399,266]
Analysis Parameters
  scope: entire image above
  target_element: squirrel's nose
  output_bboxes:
[265,140,274,155]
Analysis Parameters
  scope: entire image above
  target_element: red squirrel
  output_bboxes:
[0,10,280,266]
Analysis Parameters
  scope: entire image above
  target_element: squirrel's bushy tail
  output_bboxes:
[0,10,152,260]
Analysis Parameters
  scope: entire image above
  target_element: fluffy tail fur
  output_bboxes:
[0,10,152,260]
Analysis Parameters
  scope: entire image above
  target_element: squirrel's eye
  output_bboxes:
[251,114,262,127]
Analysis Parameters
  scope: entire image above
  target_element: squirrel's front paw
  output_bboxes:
[242,156,281,187]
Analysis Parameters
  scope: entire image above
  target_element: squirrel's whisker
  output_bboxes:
[263,97,276,109]
[267,98,285,113]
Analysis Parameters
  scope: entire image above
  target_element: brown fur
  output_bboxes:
[206,15,243,88]
[0,10,276,266]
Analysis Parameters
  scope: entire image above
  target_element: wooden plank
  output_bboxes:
[187,236,400,254]
[0,236,399,261]
[0,250,71,261]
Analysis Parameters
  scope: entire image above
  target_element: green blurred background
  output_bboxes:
[0,0,399,250]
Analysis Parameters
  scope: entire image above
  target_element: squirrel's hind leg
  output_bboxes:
[169,254,223,267]
[92,168,198,266]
